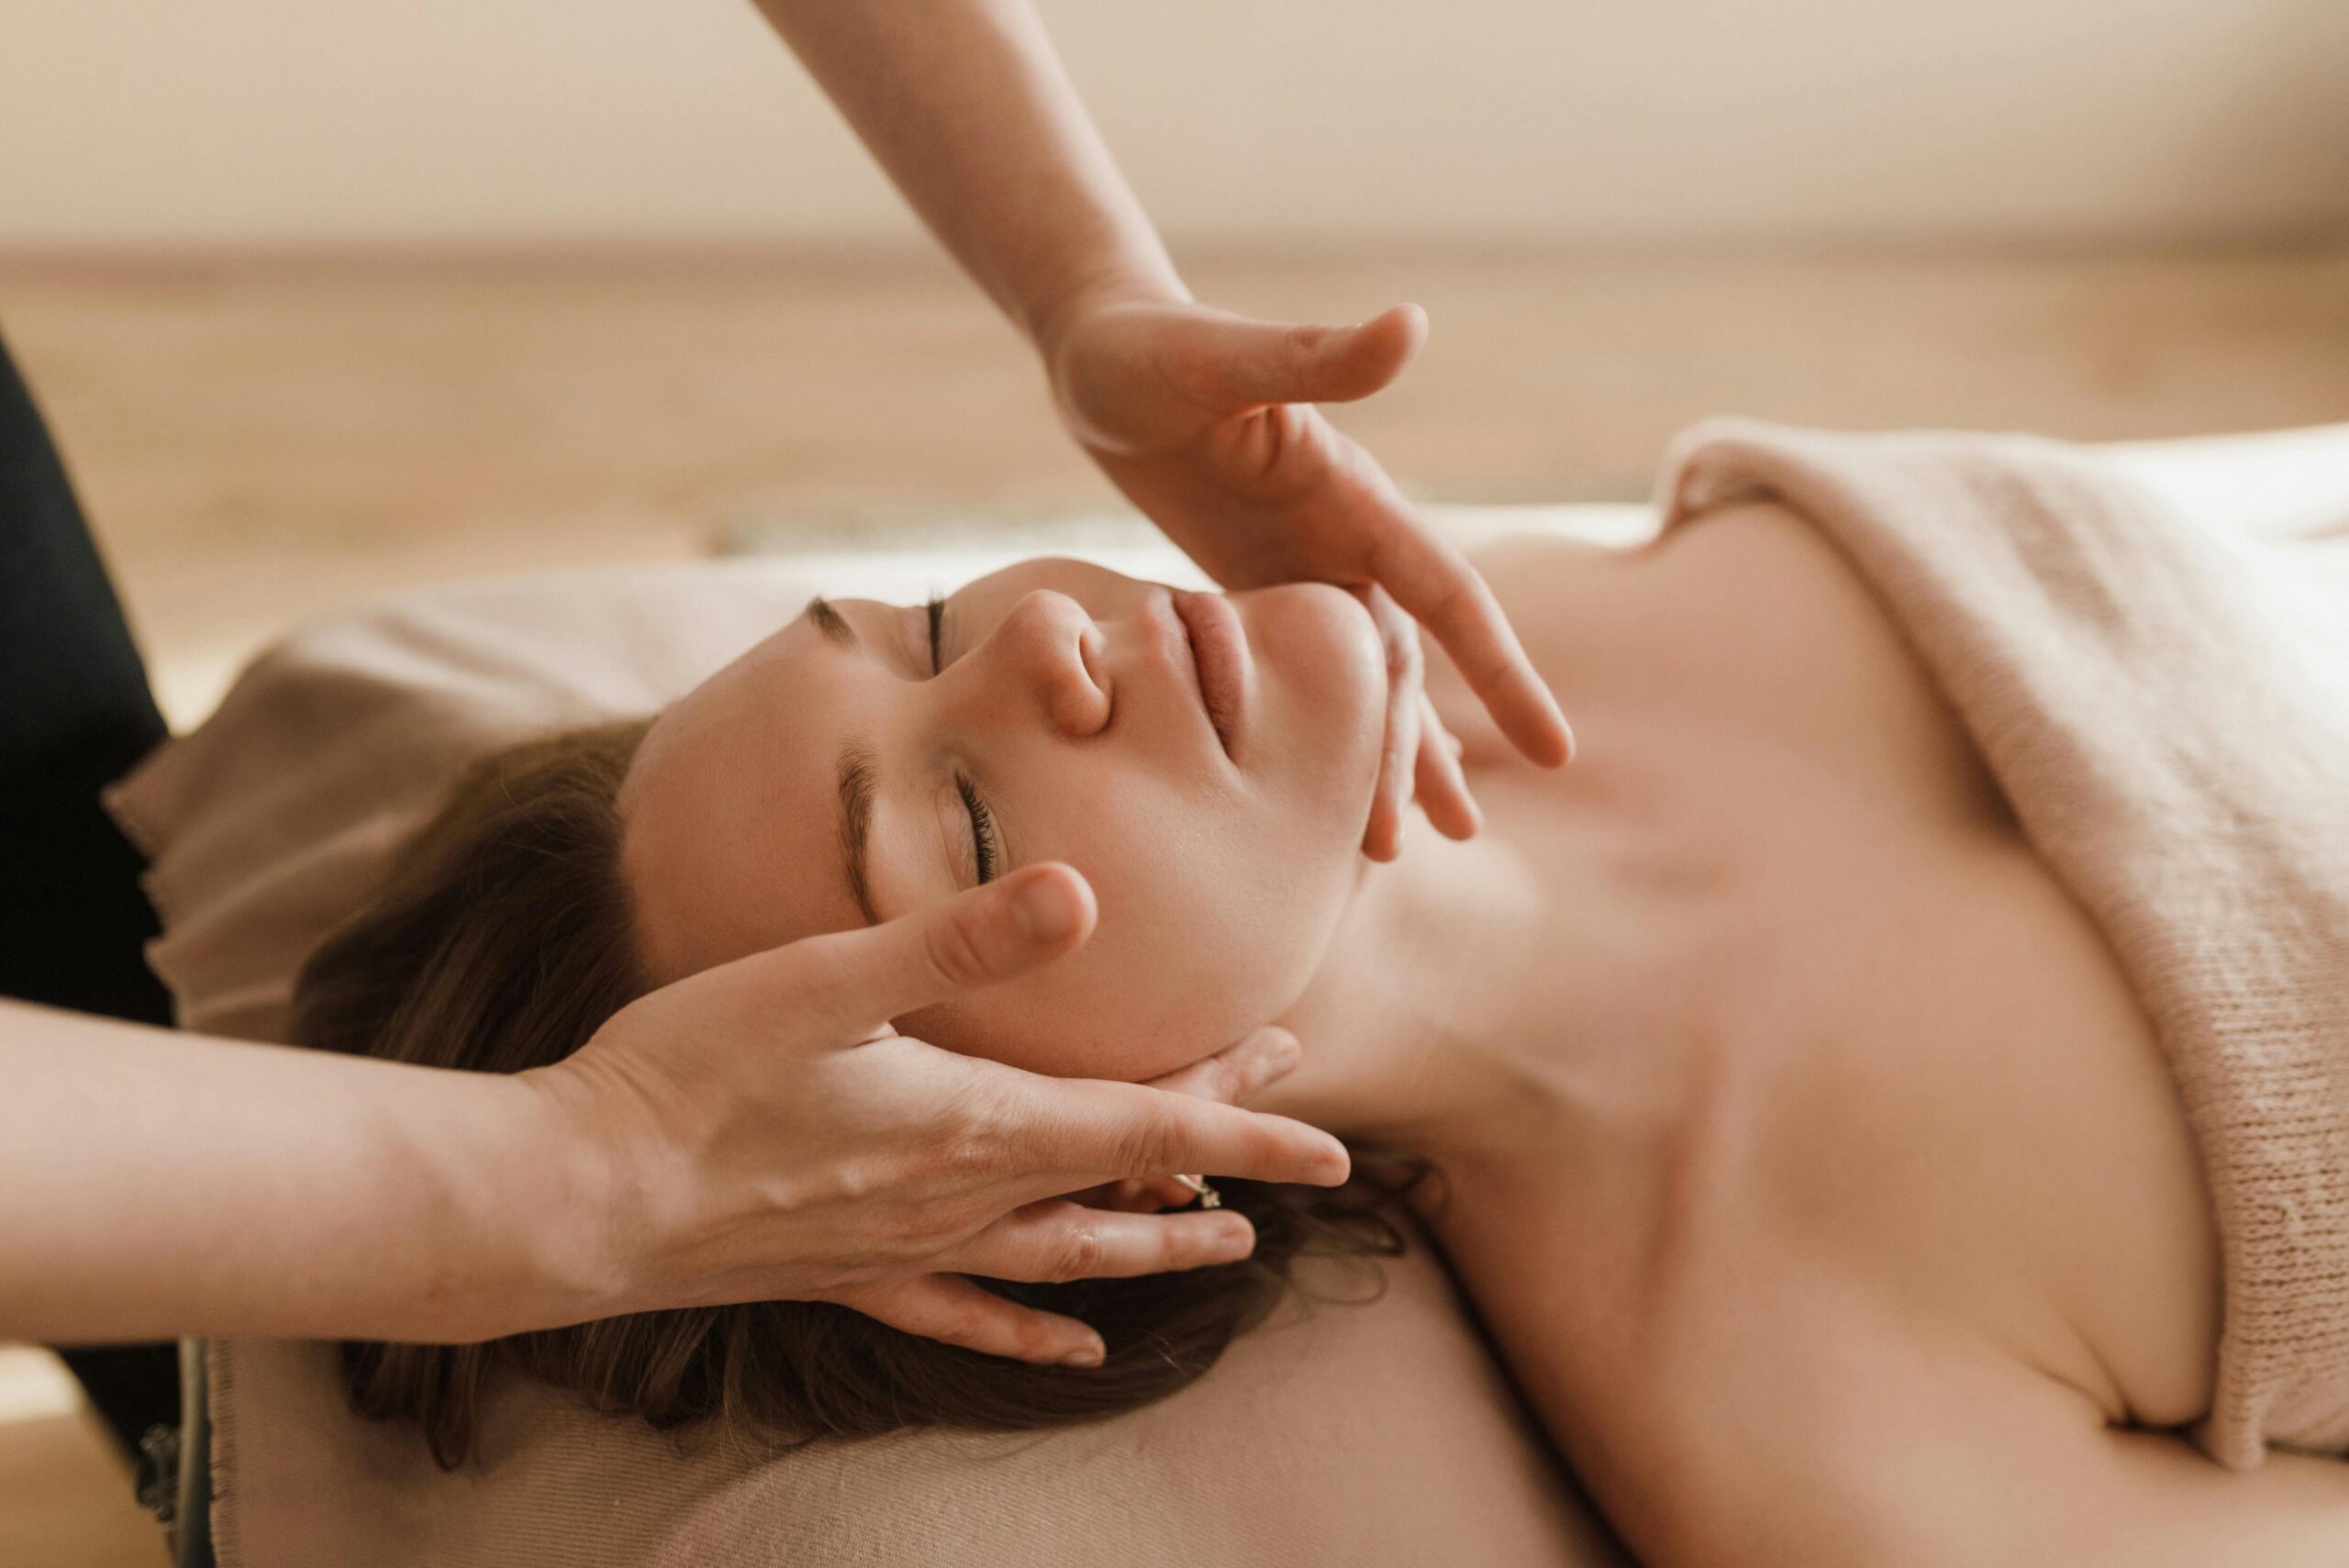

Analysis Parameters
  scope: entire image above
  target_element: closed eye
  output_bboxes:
[927,594,996,881]
[956,771,1000,884]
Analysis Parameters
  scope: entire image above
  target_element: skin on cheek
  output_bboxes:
[907,744,1363,1082]
[895,878,1342,1085]
[894,957,1212,1082]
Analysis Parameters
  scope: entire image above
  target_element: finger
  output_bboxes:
[1364,522,1575,768]
[950,1199,1259,1284]
[1180,303,1427,413]
[1143,1026,1302,1105]
[1000,1079,1349,1194]
[1413,695,1482,840]
[1363,683,1414,862]
[1068,1177,1188,1213]
[823,1274,1105,1368]
[775,862,1097,1038]
[1359,587,1421,862]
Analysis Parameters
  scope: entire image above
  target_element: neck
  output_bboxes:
[1258,817,1551,1163]
[1260,766,1731,1193]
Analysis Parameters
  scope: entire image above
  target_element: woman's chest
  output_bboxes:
[1435,514,2222,1448]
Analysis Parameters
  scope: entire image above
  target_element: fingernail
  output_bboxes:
[1210,1217,1255,1259]
[1014,872,1085,944]
[1059,1342,1105,1369]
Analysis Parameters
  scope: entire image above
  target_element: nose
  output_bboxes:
[953,589,1109,737]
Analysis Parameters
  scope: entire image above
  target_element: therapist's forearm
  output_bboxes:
[751,0,1187,343]
[0,999,588,1345]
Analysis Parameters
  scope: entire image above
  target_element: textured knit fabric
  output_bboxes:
[1660,420,2349,1468]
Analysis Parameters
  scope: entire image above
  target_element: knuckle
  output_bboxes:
[1421,575,1475,635]
[1168,335,1217,394]
[920,906,998,991]
[931,1118,998,1185]
[1045,1220,1106,1283]
[938,1303,996,1351]
[930,1079,1015,1171]
[1112,1102,1185,1177]
[889,1196,969,1252]
[821,1155,888,1207]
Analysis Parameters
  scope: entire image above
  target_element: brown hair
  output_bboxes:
[293,720,1411,1469]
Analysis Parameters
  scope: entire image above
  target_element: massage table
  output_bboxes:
[116,421,2349,1567]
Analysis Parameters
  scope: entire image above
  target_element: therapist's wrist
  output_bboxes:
[1024,259,1188,369]
[384,1064,627,1343]
[491,1062,653,1333]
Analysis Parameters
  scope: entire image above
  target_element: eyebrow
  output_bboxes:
[806,595,858,650]
[836,741,881,927]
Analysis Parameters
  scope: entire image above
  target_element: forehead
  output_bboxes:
[618,614,865,984]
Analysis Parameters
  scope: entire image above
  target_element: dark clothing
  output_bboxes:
[0,329,183,1456]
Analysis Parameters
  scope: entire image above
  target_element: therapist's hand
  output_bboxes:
[526,862,1347,1368]
[1041,291,1575,860]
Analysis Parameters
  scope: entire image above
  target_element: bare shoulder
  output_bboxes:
[1461,506,2005,824]
[1591,1251,2349,1568]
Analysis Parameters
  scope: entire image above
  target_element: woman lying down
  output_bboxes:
[295,422,2349,1564]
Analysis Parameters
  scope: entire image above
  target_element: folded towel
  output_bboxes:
[1659,419,2349,1468]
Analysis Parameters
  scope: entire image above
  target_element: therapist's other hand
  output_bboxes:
[526,862,1349,1368]
[1041,292,1574,860]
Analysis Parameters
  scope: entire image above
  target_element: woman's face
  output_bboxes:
[618,559,1386,1080]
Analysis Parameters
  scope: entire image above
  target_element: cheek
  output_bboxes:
[905,936,1297,1083]
[900,800,1352,1082]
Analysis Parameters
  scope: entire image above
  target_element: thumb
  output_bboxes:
[1188,303,1427,412]
[763,862,1097,1040]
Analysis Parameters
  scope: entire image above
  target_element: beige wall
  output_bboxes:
[4,0,2345,248]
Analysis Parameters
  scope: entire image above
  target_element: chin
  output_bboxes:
[1234,581,1386,826]
[1240,581,1385,710]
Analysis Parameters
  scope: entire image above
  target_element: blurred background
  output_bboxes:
[6,0,2349,727]
[11,0,2348,247]
[2,2,2346,1557]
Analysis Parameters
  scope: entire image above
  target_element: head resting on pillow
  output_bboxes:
[293,559,1417,1469]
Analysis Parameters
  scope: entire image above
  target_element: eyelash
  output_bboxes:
[956,772,1000,884]
[927,595,1000,884]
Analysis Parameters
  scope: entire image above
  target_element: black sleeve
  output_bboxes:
[0,326,184,1463]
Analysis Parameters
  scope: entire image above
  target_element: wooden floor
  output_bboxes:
[0,241,2344,1562]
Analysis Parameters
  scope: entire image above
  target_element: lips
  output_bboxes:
[1172,589,1251,761]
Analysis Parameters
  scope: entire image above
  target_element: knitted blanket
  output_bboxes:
[1659,420,2349,1468]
